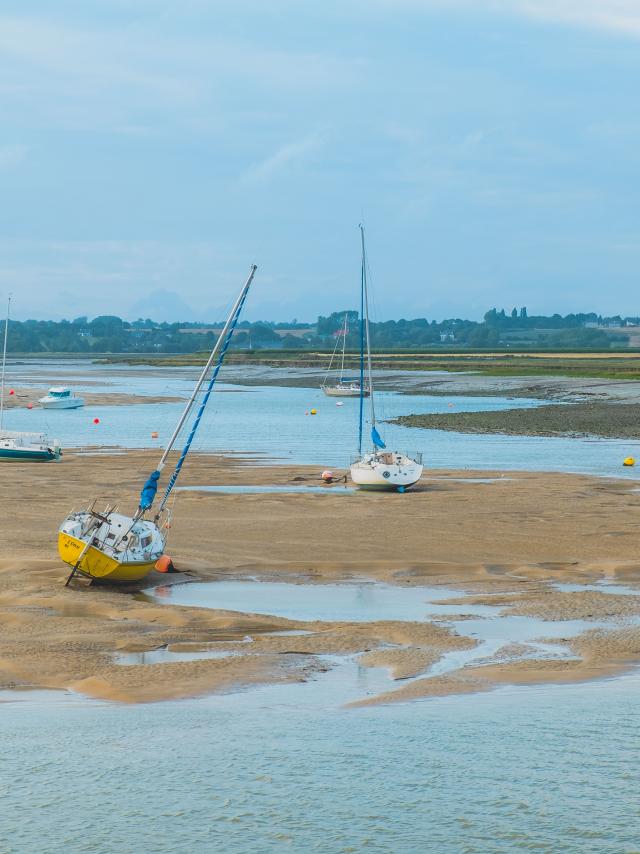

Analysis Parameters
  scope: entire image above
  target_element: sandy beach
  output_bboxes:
[1,448,639,705]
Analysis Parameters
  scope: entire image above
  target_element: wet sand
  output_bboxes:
[2,449,640,704]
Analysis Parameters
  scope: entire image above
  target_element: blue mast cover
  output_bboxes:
[139,470,160,510]
[371,427,386,449]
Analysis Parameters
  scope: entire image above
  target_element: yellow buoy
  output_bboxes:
[310,408,317,415]
[624,457,635,467]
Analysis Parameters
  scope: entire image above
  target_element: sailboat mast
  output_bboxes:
[156,265,257,471]
[360,227,376,437]
[358,230,365,456]
[0,295,11,431]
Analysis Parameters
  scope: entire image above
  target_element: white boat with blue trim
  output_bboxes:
[349,227,423,491]
[39,387,84,409]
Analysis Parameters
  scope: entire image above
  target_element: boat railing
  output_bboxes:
[350,451,423,465]
[0,429,48,442]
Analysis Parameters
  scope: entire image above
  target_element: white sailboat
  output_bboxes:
[321,312,370,398]
[0,296,61,462]
[58,265,257,584]
[349,227,423,491]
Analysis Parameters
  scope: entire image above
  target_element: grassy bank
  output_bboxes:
[97,350,640,380]
[391,401,640,439]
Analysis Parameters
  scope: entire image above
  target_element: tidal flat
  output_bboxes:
[2,449,640,705]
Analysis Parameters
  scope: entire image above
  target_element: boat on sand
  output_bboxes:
[58,265,257,584]
[349,227,423,491]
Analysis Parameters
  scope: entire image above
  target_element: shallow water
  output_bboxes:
[176,484,357,495]
[2,672,640,853]
[5,358,640,478]
[142,579,496,622]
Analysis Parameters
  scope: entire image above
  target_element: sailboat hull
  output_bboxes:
[0,446,57,461]
[58,531,158,583]
[350,453,423,491]
[322,385,370,397]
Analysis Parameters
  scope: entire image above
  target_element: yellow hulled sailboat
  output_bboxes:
[59,265,257,585]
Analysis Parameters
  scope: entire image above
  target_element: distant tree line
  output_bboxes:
[1,308,634,353]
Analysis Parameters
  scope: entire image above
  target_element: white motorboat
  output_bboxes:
[39,387,85,409]
[349,226,423,491]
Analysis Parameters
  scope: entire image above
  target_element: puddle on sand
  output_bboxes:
[141,580,495,622]
[554,581,640,597]
[138,577,640,703]
[115,647,237,666]
[175,485,356,495]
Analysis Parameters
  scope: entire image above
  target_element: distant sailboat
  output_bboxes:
[58,265,257,584]
[321,312,370,398]
[349,227,423,491]
[0,296,61,462]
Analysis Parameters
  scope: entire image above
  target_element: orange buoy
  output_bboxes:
[155,555,175,573]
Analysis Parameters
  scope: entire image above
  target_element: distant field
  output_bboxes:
[98,350,640,380]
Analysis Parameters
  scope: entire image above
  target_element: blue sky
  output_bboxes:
[1,0,640,321]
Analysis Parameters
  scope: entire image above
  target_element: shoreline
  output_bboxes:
[1,449,640,705]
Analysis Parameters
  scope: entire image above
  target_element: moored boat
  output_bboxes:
[349,227,423,491]
[322,313,370,398]
[39,387,84,409]
[58,265,257,585]
[0,297,61,461]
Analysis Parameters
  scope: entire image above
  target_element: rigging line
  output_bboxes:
[339,312,348,380]
[156,266,256,472]
[157,282,252,514]
[322,326,342,388]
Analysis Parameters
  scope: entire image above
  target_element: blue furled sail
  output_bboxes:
[371,427,386,449]
[139,470,160,510]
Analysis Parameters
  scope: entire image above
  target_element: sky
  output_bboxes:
[1,0,640,322]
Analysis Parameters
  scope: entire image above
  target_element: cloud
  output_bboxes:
[390,0,640,37]
[240,133,326,184]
